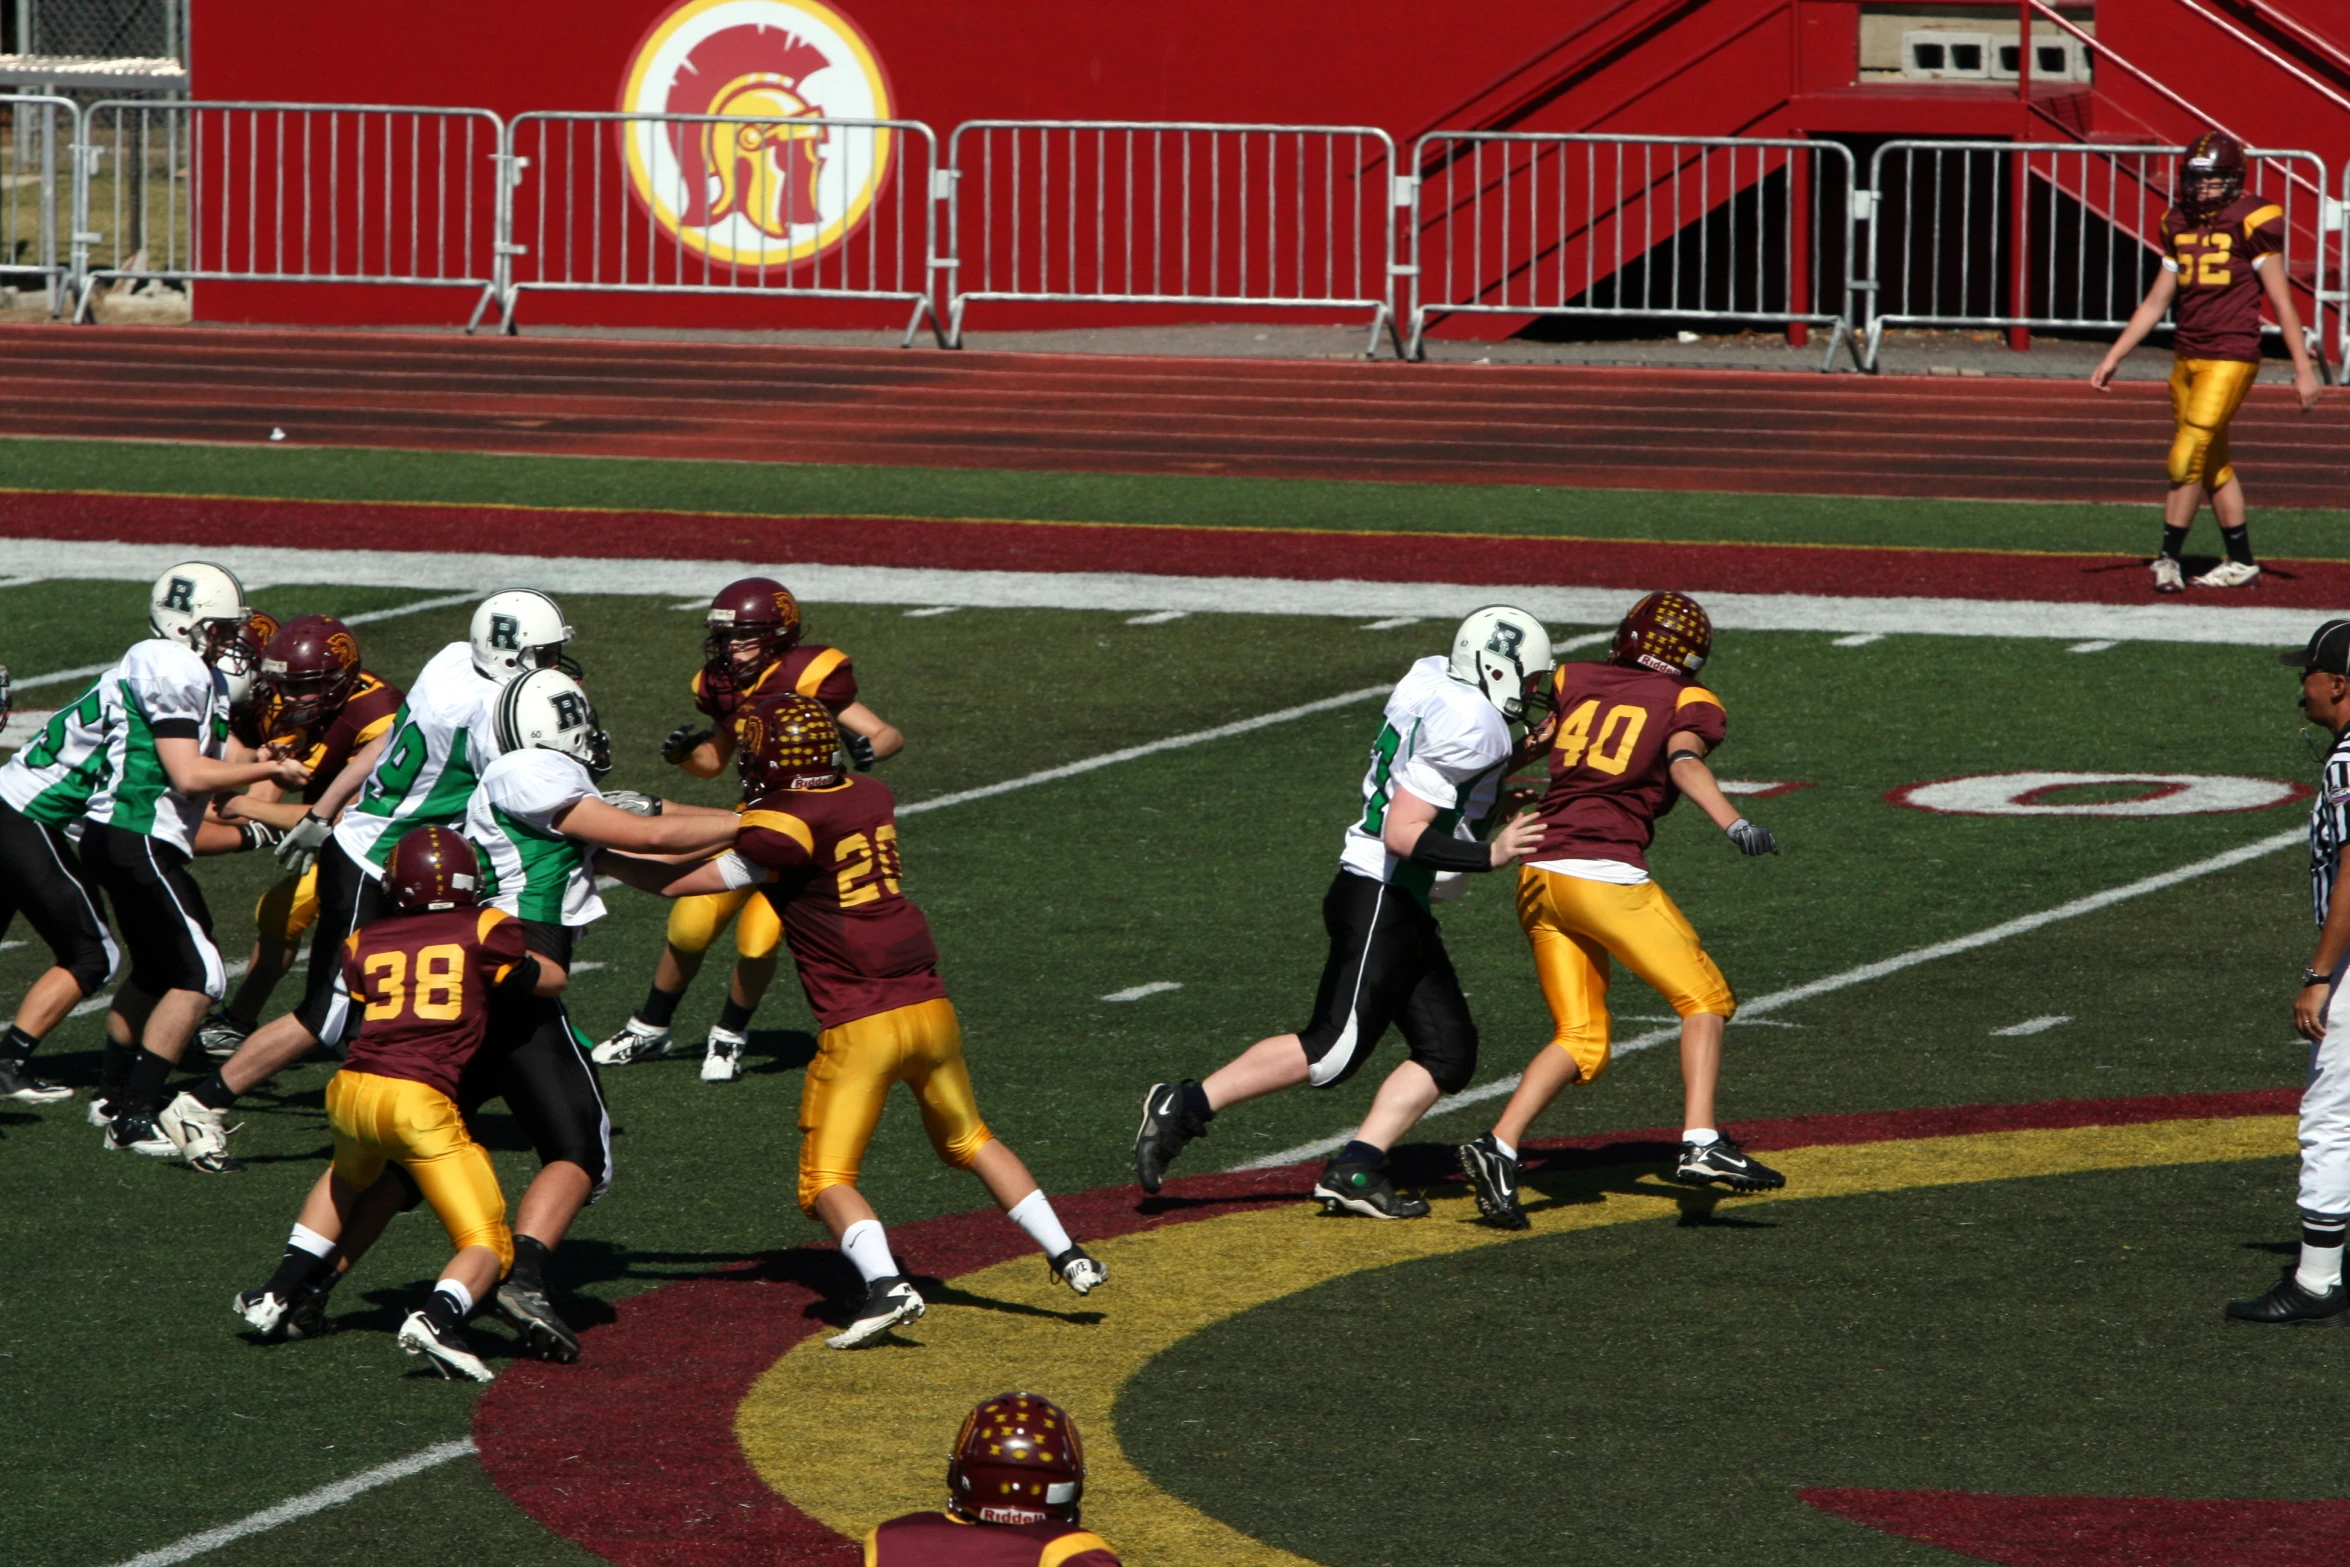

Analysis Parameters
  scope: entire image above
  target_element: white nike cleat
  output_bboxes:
[2150,555,2185,594]
[591,1018,672,1066]
[2191,560,2261,588]
[827,1276,925,1349]
[87,1095,115,1129]
[159,1091,245,1173]
[1050,1245,1107,1296]
[397,1310,495,1382]
[701,1026,746,1083]
[232,1288,290,1338]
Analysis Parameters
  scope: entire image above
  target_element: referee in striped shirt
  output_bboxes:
[2230,619,2350,1324]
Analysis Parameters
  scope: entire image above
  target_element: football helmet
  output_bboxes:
[149,562,252,666]
[470,590,575,685]
[259,615,362,730]
[1448,604,1554,722]
[734,691,843,798]
[702,576,803,699]
[1610,591,1712,677]
[495,667,613,778]
[383,825,481,913]
[2181,130,2246,220]
[946,1392,1086,1526]
[218,610,280,713]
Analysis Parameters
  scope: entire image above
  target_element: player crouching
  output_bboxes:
[235,827,534,1381]
[865,1393,1119,1566]
[602,693,1102,1349]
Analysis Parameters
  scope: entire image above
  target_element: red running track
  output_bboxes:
[4,327,2346,505]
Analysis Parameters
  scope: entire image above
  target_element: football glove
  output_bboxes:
[237,820,287,854]
[662,723,714,767]
[276,811,333,874]
[840,724,878,772]
[1726,818,1778,857]
[601,790,663,818]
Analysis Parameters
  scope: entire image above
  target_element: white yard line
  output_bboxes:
[1232,827,2305,1171]
[15,591,477,693]
[1102,981,1184,1003]
[1991,1014,2074,1036]
[107,1439,476,1567]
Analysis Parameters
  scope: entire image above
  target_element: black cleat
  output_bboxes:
[1133,1080,1207,1194]
[0,1056,72,1103]
[495,1278,582,1363]
[1313,1159,1430,1219]
[1049,1244,1107,1296]
[2225,1266,2350,1326]
[1457,1134,1529,1230]
[1672,1135,1786,1192]
[827,1275,925,1349]
[283,1279,336,1340]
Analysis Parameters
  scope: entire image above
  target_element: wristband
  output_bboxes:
[2305,967,2333,989]
[1407,829,1493,873]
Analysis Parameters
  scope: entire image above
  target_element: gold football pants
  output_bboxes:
[1516,867,1735,1084]
[252,866,320,945]
[664,885,783,960]
[326,1068,514,1270]
[797,997,993,1215]
[2167,356,2259,490]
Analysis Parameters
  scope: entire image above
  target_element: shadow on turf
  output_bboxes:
[1393,1138,1779,1230]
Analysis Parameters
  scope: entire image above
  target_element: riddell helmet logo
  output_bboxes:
[619,0,896,267]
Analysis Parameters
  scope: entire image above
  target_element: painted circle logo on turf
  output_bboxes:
[1888,771,2307,817]
[618,0,896,268]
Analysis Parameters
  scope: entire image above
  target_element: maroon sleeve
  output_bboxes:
[691,668,727,721]
[476,911,530,982]
[1670,686,1728,748]
[812,656,858,709]
[2245,203,2286,263]
[736,819,816,873]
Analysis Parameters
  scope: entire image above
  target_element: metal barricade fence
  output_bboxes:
[942,121,1405,355]
[2336,160,2350,375]
[1861,140,2332,372]
[73,101,505,323]
[1,94,77,315]
[497,112,943,343]
[1405,133,1859,367]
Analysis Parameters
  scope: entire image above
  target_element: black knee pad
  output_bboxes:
[62,940,112,997]
[1411,1027,1478,1096]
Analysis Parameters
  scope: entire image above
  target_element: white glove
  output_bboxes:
[601,790,663,818]
[276,811,333,874]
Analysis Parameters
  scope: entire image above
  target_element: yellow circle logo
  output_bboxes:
[618,0,896,268]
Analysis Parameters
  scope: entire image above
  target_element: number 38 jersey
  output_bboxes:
[340,905,530,1096]
[1338,654,1512,903]
[733,775,946,1030]
[1528,660,1727,873]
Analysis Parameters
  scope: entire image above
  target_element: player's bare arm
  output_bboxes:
[154,734,310,796]
[548,794,740,855]
[1379,783,1538,868]
[2091,269,2177,390]
[1666,729,1779,855]
[2253,253,2324,411]
[837,700,904,765]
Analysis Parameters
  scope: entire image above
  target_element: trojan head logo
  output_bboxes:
[620,0,896,267]
[326,631,360,672]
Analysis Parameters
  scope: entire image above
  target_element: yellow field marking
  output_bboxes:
[736,1115,2290,1564]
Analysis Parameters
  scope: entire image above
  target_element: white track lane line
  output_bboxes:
[107,1439,477,1567]
[1232,826,2305,1171]
[15,592,478,693]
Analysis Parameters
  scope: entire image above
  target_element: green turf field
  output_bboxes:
[0,451,2341,1567]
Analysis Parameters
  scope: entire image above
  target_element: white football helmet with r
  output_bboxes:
[148,562,251,666]
[1449,604,1554,722]
[494,667,612,777]
[470,590,575,685]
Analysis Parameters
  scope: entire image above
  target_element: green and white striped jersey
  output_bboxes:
[1339,655,1510,906]
[78,640,230,856]
[464,747,608,929]
[336,642,504,874]
[0,674,115,826]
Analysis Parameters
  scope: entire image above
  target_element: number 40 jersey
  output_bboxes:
[1527,660,1727,873]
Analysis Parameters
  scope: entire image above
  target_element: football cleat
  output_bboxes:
[159,1091,245,1174]
[398,1309,495,1382]
[1672,1135,1786,1192]
[591,1018,672,1067]
[2150,556,2185,594]
[0,1056,72,1103]
[103,1110,175,1157]
[196,1011,251,1059]
[1456,1134,1530,1230]
[1314,1159,1431,1219]
[1049,1245,1107,1296]
[232,1288,290,1339]
[700,1026,747,1083]
[495,1278,582,1364]
[283,1280,336,1340]
[2224,1266,2350,1326]
[1133,1081,1207,1195]
[2192,560,2262,589]
[86,1095,115,1128]
[827,1275,926,1350]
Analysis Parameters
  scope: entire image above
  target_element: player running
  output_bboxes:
[865,1393,1120,1566]
[1455,592,1785,1230]
[596,577,903,1083]
[198,615,404,1058]
[603,692,1100,1349]
[1131,608,1552,1218]
[235,826,535,1381]
[2090,130,2322,593]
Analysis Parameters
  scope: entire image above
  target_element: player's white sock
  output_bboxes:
[2296,1223,2346,1295]
[1683,1127,1720,1147]
[1005,1189,1073,1258]
[1491,1135,1518,1162]
[288,1222,337,1259]
[839,1218,899,1284]
[432,1279,474,1317]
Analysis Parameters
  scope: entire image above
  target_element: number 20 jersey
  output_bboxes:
[734,774,946,1030]
[339,905,530,1097]
[1528,660,1727,872]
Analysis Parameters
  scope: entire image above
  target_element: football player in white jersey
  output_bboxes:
[1132,607,1552,1217]
[237,669,736,1358]
[71,565,311,1157]
[174,592,573,1171]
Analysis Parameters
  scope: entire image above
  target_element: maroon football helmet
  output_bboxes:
[258,614,363,731]
[2182,130,2246,219]
[702,576,803,699]
[734,691,843,799]
[383,826,482,914]
[1610,591,1713,678]
[946,1392,1086,1526]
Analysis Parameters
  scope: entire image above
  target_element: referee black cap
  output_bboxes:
[2280,619,2350,674]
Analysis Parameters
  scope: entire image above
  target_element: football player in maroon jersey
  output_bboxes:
[231,826,542,1382]
[1456,592,1786,1228]
[2091,130,2322,592]
[601,692,1101,1349]
[865,1393,1120,1566]
[596,576,904,1081]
